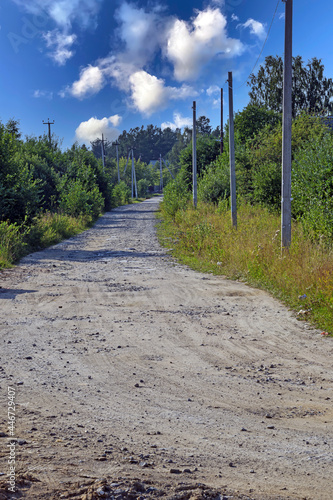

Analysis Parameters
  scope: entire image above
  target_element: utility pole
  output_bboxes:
[42,118,54,144]
[159,154,163,192]
[114,140,120,183]
[228,72,237,228]
[131,147,138,199]
[220,88,224,154]
[192,101,197,208]
[281,0,293,249]
[101,133,106,171]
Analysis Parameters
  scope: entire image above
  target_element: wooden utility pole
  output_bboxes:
[114,140,120,183]
[42,118,54,143]
[228,72,237,228]
[220,88,224,154]
[281,0,293,249]
[192,101,197,208]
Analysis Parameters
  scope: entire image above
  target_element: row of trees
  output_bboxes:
[163,56,333,242]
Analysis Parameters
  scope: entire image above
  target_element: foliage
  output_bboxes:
[112,181,131,206]
[0,221,27,268]
[248,56,333,117]
[234,103,281,143]
[236,113,330,209]
[292,133,333,241]
[198,153,230,204]
[161,178,190,221]
[178,135,220,189]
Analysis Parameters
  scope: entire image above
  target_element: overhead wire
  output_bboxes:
[227,0,282,91]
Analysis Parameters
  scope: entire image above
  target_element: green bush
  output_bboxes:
[59,179,104,219]
[161,177,190,221]
[292,133,333,242]
[112,181,131,206]
[0,221,27,268]
[198,155,230,204]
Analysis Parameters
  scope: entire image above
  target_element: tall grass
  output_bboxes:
[0,213,91,269]
[158,201,333,334]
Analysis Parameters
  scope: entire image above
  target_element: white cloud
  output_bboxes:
[206,85,220,96]
[161,112,192,131]
[109,114,122,127]
[128,70,198,116]
[11,0,102,63]
[115,2,162,66]
[33,89,53,99]
[75,116,121,143]
[12,0,102,29]
[231,14,239,22]
[165,7,244,81]
[240,18,266,40]
[128,71,169,116]
[69,65,105,98]
[43,30,76,65]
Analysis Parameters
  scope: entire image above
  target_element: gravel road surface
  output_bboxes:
[0,197,332,499]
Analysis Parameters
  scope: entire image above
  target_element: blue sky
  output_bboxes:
[0,0,332,150]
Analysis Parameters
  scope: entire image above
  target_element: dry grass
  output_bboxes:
[158,201,333,334]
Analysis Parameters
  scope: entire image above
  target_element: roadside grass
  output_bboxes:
[157,201,333,335]
[0,212,92,269]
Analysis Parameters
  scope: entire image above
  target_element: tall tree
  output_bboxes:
[248,56,333,117]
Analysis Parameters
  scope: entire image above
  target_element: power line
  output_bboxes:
[233,0,281,90]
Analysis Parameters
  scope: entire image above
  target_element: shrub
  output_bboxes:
[292,133,333,242]
[161,177,190,221]
[112,181,131,206]
[0,221,26,268]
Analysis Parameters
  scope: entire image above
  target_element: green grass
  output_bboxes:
[0,212,92,269]
[157,200,333,335]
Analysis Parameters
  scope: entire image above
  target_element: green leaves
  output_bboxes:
[248,56,333,117]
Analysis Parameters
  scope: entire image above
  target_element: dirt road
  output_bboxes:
[0,197,332,499]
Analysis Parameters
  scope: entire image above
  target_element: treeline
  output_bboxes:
[91,116,220,166]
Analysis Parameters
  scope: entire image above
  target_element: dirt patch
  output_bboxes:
[0,197,332,499]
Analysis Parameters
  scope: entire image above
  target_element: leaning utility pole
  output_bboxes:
[42,118,54,144]
[192,101,197,208]
[281,0,293,249]
[114,140,120,183]
[228,72,237,228]
[220,88,224,154]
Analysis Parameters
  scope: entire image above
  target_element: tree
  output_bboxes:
[248,56,333,117]
[196,116,212,136]
[234,103,281,143]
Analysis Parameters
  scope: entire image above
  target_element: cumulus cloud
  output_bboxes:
[43,30,76,65]
[206,85,220,96]
[69,65,105,98]
[161,112,192,131]
[12,0,102,29]
[75,116,121,143]
[128,70,198,116]
[11,0,102,63]
[63,3,247,117]
[240,18,266,40]
[231,14,239,22]
[165,7,244,81]
[115,2,162,66]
